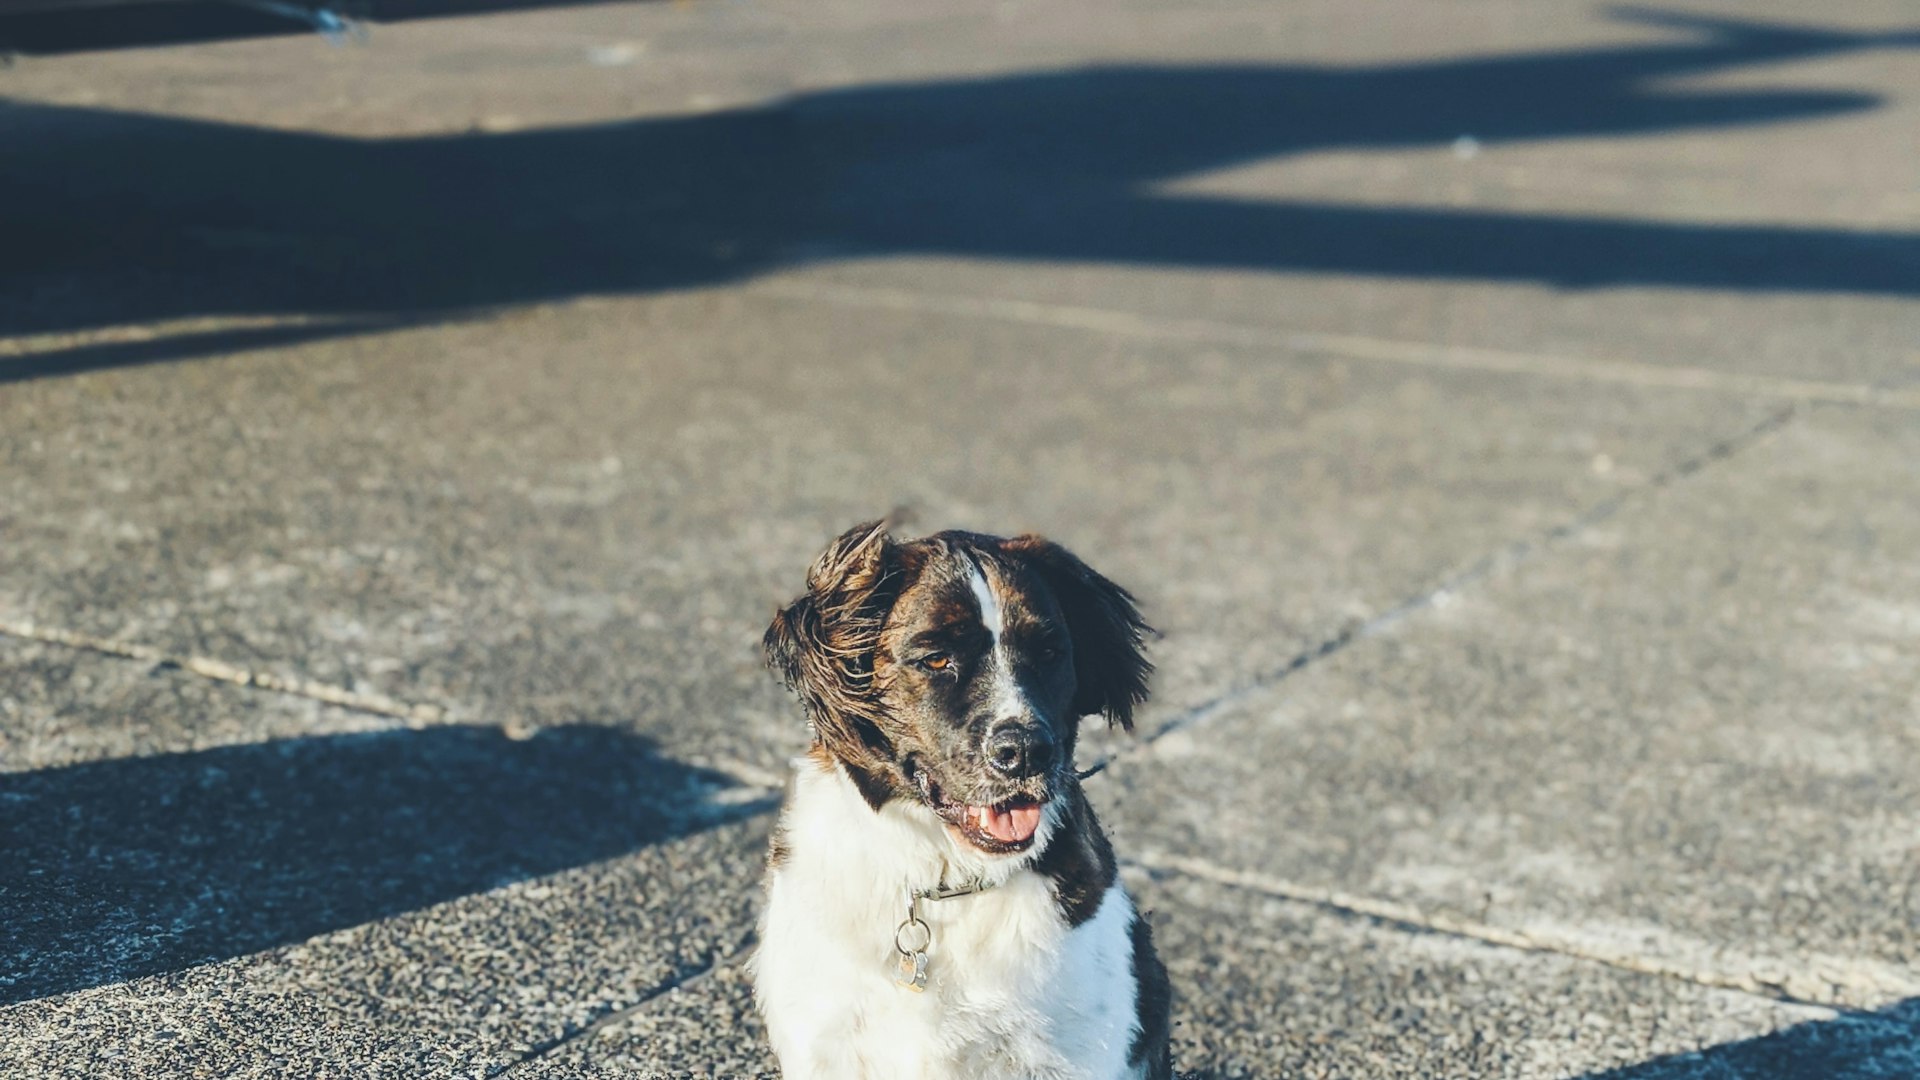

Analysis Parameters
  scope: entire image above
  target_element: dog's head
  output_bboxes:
[765,521,1152,856]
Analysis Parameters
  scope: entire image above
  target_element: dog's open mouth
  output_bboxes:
[907,758,1047,854]
[941,797,1044,851]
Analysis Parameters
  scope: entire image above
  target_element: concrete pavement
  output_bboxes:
[2,0,1917,1075]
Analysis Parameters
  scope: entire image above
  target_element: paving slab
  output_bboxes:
[1,292,1784,778]
[0,644,774,1076]
[4,0,1912,776]
[1103,405,1920,1003]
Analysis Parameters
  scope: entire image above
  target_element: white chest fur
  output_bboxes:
[753,760,1146,1080]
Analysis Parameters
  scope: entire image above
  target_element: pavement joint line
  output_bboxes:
[1080,403,1799,776]
[1129,851,1919,1012]
[750,279,1920,410]
[0,606,787,790]
[0,615,790,797]
[0,618,446,724]
[489,932,760,1077]
[0,614,790,791]
[0,314,340,358]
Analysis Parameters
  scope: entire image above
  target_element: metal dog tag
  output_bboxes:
[893,904,933,993]
[894,949,929,992]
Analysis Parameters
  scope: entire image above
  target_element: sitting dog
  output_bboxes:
[754,521,1173,1079]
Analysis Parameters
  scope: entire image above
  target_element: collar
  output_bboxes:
[915,876,998,902]
[893,868,1000,992]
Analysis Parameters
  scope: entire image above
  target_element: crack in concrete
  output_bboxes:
[1127,851,1917,1012]
[0,619,446,724]
[487,932,760,1078]
[1079,403,1798,776]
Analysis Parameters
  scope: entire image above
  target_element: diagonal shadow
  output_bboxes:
[1578,997,1920,1079]
[0,724,766,1005]
[2,7,1918,381]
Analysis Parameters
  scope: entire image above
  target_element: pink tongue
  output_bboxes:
[976,803,1042,844]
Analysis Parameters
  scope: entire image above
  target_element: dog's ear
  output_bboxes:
[765,520,899,754]
[1002,535,1153,731]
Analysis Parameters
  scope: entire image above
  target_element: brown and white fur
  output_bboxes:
[755,522,1173,1080]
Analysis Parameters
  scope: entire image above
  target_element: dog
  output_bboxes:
[753,521,1173,1079]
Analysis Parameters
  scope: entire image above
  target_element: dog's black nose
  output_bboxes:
[985,722,1056,779]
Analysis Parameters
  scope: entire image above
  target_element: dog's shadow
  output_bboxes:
[0,723,765,1005]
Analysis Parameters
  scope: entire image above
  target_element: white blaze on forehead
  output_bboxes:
[968,561,1004,642]
[968,560,1030,720]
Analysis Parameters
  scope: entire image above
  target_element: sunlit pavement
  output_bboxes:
[3,1,1918,1076]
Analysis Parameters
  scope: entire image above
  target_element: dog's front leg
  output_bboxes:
[757,942,941,1079]
[760,984,929,1080]
[764,1021,864,1080]
[755,881,911,1080]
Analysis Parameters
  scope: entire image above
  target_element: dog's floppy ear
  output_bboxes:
[765,520,899,753]
[1002,534,1153,731]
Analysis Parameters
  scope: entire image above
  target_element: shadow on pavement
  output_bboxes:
[0,724,766,1005]
[1580,996,1920,1079]
[3,8,1919,381]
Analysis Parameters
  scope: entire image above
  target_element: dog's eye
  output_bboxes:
[919,653,953,672]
